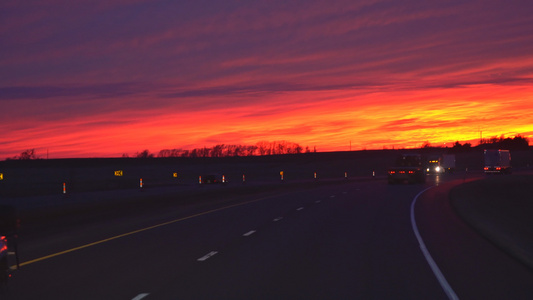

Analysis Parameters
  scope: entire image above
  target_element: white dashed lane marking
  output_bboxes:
[197,251,218,262]
[132,293,150,300]
[243,230,256,237]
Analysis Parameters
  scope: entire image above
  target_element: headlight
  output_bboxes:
[435,166,441,172]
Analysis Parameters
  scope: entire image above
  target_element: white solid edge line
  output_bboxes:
[297,207,304,211]
[132,293,150,300]
[410,186,459,300]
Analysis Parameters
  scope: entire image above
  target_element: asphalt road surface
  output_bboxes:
[2,174,533,299]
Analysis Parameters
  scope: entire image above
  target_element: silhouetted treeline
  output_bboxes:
[156,141,311,158]
[6,149,39,160]
[450,134,529,152]
[6,135,529,160]
[450,141,473,152]
[478,135,530,150]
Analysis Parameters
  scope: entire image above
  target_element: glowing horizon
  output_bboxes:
[2,1,533,159]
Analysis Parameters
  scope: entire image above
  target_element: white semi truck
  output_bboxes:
[426,154,456,174]
[484,149,511,174]
[441,154,456,173]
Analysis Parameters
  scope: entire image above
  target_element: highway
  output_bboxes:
[3,174,533,299]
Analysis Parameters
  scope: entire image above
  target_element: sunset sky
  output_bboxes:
[2,0,533,158]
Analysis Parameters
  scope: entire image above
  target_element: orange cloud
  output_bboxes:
[2,82,532,159]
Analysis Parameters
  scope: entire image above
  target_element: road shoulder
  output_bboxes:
[450,174,533,270]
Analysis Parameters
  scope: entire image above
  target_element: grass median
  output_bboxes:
[450,174,533,270]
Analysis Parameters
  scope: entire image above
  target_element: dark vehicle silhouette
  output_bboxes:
[388,154,426,184]
[0,235,7,282]
[0,205,19,284]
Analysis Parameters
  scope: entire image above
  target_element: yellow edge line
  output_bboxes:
[15,195,272,268]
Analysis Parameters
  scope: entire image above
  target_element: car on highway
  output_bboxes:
[0,205,19,283]
[388,154,426,184]
[0,235,7,282]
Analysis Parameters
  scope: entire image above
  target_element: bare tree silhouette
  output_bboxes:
[154,141,307,158]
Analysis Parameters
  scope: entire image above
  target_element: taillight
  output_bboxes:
[0,236,7,253]
[484,167,488,170]
[496,167,501,170]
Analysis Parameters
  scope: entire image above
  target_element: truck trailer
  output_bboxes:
[441,154,456,173]
[484,149,511,174]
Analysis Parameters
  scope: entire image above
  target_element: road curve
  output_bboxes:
[415,178,533,299]
[2,175,533,299]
